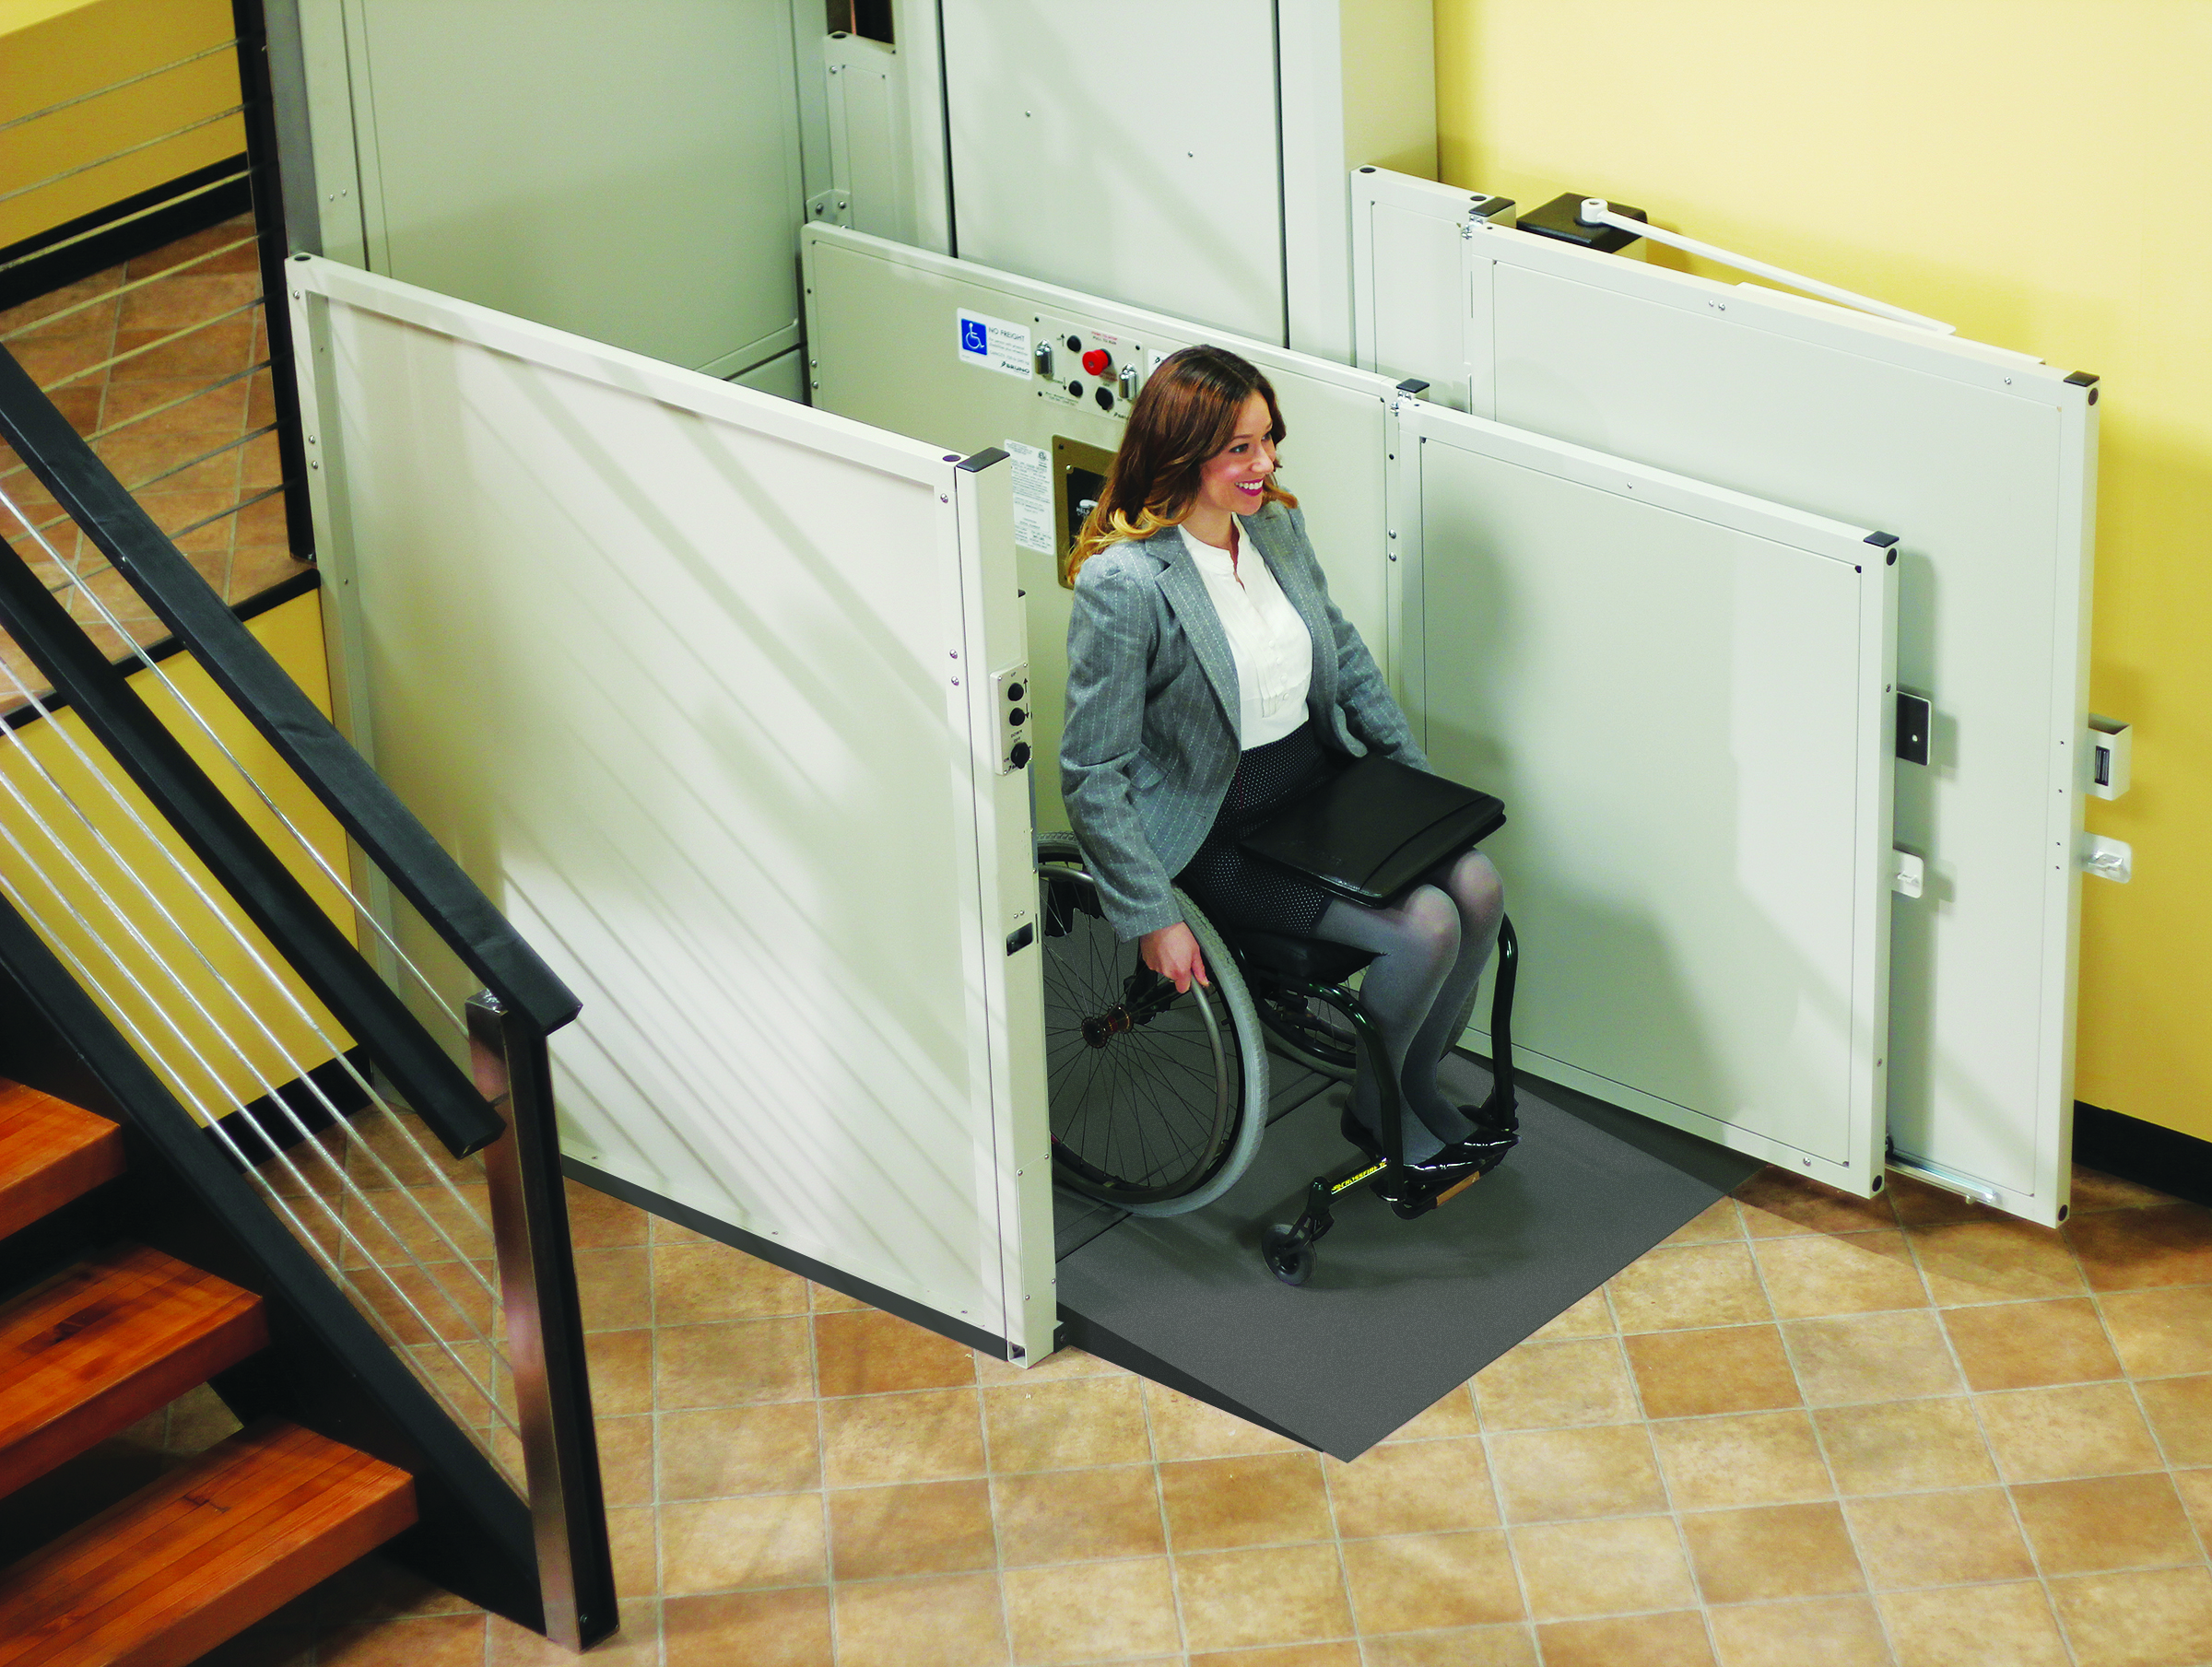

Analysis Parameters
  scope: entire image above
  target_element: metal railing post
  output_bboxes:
[466,992,618,1649]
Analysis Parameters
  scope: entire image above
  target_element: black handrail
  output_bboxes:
[0,346,580,1039]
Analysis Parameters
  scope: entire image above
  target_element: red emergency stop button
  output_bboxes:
[1081,347,1112,377]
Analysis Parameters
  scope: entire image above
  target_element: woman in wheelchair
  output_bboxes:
[1057,346,1511,1216]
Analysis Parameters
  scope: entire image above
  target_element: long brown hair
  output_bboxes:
[1065,346,1297,584]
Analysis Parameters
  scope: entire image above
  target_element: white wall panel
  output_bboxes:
[288,258,1048,1354]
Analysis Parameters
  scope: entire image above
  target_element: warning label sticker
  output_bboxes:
[1006,440,1052,555]
[956,308,1032,380]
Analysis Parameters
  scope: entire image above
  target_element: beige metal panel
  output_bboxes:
[324,0,804,374]
[732,347,806,403]
[288,257,1048,1354]
[1406,403,1896,1192]
[800,226,1402,833]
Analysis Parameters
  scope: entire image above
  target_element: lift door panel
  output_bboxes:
[288,258,1052,1359]
[1402,404,1898,1191]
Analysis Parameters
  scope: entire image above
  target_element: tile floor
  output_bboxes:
[0,214,309,701]
[131,1156,2212,1666]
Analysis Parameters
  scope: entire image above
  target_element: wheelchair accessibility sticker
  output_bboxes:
[956,308,1031,380]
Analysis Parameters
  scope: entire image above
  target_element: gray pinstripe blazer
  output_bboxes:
[1060,500,1427,940]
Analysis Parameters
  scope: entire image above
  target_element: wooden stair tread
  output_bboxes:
[0,1419,416,1667]
[0,1246,266,1498]
[0,1084,124,1243]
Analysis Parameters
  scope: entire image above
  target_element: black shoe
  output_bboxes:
[1371,1148,1488,1219]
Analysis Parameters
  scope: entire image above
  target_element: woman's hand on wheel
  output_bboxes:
[1141,922,1209,993]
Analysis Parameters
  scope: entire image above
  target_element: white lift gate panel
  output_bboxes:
[287,257,1053,1359]
[1403,405,1897,1189]
[1354,171,2096,1224]
[800,225,1404,836]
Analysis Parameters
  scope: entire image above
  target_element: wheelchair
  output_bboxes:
[1037,830,1521,1285]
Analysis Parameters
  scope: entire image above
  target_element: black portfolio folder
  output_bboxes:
[1238,754,1506,907]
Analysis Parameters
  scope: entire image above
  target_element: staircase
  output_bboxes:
[0,1080,418,1667]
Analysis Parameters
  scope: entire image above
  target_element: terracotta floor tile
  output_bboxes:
[2136,1374,2212,1466]
[1753,1230,1928,1320]
[832,1572,1009,1667]
[659,1490,825,1593]
[653,1240,809,1324]
[1884,1171,2005,1227]
[993,1464,1165,1565]
[649,1215,720,1248]
[2012,1473,2200,1575]
[1880,1580,2068,1667]
[606,1506,659,1600]
[2067,1202,2212,1291]
[829,1478,994,1579]
[1735,1168,1898,1237]
[1911,1216,2087,1305]
[1663,1198,1747,1247]
[1609,1243,1774,1332]
[584,1330,654,1417]
[574,1246,652,1331]
[1625,1324,1801,1418]
[1471,1337,1638,1428]
[1783,1309,1963,1405]
[1145,1381,1304,1461]
[1324,1437,1498,1537]
[1191,1647,1364,1667]
[1535,1610,1714,1667]
[2047,1566,2212,1667]
[116,271,261,332]
[1705,1594,1889,1667]
[1976,1381,2166,1481]
[807,1278,868,1311]
[819,1388,984,1485]
[1524,1287,1613,1342]
[2100,1286,2212,1379]
[1162,1451,1333,1550]
[1357,1626,1535,1666]
[2175,1469,2212,1555]
[1382,1383,1478,1439]
[973,1345,1124,1385]
[1338,1528,1522,1632]
[1845,1486,2034,1589]
[984,1375,1151,1472]
[1942,1297,2123,1390]
[815,1309,976,1396]
[664,1587,829,1667]
[654,1316,813,1408]
[1511,1515,1697,1620]
[314,1614,485,1667]
[1176,1542,1355,1651]
[1649,1410,1832,1510]
[1681,1502,1864,1604]
[564,1179,648,1248]
[2070,1167,2175,1212]
[659,1402,820,1498]
[1003,1556,1182,1663]
[1814,1396,1997,1494]
[593,1415,654,1507]
[1488,1424,1667,1522]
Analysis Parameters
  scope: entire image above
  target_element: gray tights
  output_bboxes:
[1312,850,1504,1163]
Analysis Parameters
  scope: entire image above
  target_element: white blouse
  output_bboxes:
[1180,521,1313,747]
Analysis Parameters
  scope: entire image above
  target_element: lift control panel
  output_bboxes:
[1034,313,1146,420]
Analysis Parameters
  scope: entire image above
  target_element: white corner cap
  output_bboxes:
[1578,197,1610,227]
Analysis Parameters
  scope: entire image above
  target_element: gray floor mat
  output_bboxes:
[1053,1052,1760,1460]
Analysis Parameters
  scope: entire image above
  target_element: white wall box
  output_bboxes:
[1352,169,2099,1225]
[288,256,1053,1358]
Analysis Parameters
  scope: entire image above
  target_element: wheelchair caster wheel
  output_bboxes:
[1262,1224,1314,1286]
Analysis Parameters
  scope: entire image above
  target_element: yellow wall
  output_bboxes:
[0,592,357,1123]
[1434,0,2212,1140]
[0,0,244,249]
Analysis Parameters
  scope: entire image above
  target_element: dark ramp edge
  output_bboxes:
[1053,1052,1762,1461]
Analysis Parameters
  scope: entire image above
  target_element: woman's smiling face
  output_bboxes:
[1193,391,1277,522]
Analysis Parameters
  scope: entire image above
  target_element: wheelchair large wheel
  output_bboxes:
[1249,977,1359,1082]
[1038,832,1269,1216]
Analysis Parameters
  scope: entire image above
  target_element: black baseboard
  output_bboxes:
[209,1046,374,1169]
[0,156,253,314]
[2075,1100,2212,1211]
[562,1156,1015,1359]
